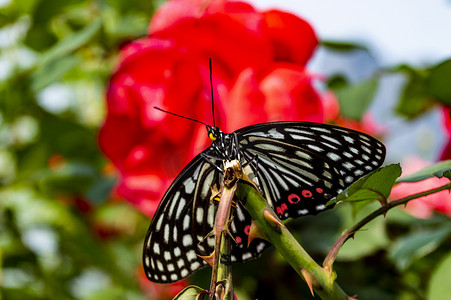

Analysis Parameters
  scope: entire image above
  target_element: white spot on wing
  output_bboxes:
[290,134,315,141]
[315,204,326,211]
[294,151,312,160]
[307,144,323,152]
[164,223,170,244]
[343,136,354,143]
[311,127,331,133]
[187,250,196,261]
[183,214,190,230]
[285,128,314,135]
[155,216,164,232]
[354,169,364,176]
[254,143,285,152]
[196,207,204,224]
[207,204,215,227]
[183,235,193,247]
[157,260,164,271]
[242,252,252,260]
[168,191,180,217]
[342,161,354,170]
[322,135,340,145]
[175,198,186,219]
[183,177,195,194]
[327,152,341,161]
[268,128,284,138]
[177,259,184,268]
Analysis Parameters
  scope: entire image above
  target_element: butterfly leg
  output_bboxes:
[200,153,224,173]
[242,154,262,192]
[233,132,242,162]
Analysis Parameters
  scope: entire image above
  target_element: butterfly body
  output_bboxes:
[143,121,386,283]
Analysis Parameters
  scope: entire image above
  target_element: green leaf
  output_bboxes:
[428,252,451,300]
[86,176,116,204]
[35,162,99,195]
[31,55,81,91]
[426,58,451,105]
[39,18,102,67]
[331,164,402,205]
[396,66,433,118]
[173,285,206,300]
[334,78,379,121]
[321,41,369,52]
[389,226,451,270]
[396,160,451,183]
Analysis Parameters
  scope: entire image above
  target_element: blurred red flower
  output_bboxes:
[137,267,187,299]
[390,156,451,219]
[98,0,322,216]
[440,106,451,160]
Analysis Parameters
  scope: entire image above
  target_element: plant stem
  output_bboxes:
[324,181,451,268]
[345,182,451,243]
[235,181,351,300]
[209,178,237,300]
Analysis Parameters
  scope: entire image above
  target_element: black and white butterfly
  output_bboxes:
[143,120,386,283]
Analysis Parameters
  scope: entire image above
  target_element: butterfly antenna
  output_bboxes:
[154,107,210,129]
[209,58,216,127]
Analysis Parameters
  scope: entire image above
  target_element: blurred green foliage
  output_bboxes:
[1,0,451,300]
[0,0,159,299]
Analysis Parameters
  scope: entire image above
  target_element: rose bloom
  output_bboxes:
[440,106,451,160]
[390,156,451,219]
[99,0,324,216]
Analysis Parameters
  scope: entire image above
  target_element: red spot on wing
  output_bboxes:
[288,193,300,204]
[276,203,288,215]
[302,190,312,198]
[244,225,251,235]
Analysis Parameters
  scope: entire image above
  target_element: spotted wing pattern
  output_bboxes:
[143,121,386,284]
[143,149,270,283]
[236,122,386,220]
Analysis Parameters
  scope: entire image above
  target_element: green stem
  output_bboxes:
[210,180,237,300]
[217,231,233,300]
[324,181,451,268]
[345,182,451,243]
[235,181,351,300]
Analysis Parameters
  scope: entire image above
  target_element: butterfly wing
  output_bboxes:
[235,121,386,220]
[143,121,386,283]
[143,147,271,283]
[142,149,221,283]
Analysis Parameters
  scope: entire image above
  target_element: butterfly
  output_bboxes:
[142,119,386,283]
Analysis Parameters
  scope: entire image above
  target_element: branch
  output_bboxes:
[235,181,353,300]
[324,181,451,268]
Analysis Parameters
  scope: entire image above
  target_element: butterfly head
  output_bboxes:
[207,126,221,141]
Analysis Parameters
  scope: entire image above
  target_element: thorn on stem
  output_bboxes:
[262,209,285,233]
[248,219,270,246]
[300,269,319,296]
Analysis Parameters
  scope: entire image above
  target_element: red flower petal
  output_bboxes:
[262,10,318,65]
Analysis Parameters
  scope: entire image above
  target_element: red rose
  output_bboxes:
[99,0,322,216]
[440,106,451,160]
